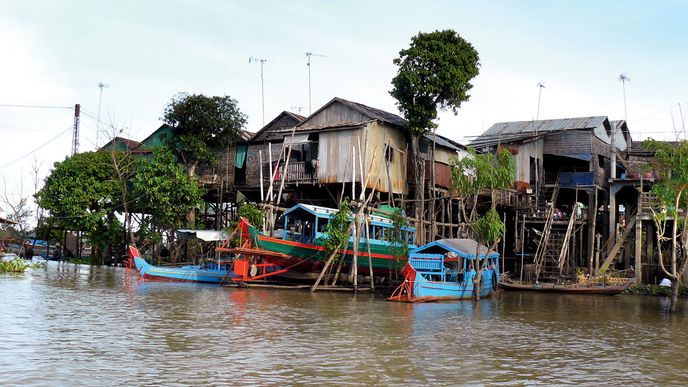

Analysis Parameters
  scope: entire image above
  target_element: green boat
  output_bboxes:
[234,204,416,276]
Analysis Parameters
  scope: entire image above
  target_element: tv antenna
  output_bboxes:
[618,73,630,122]
[306,52,327,115]
[96,82,109,147]
[250,57,268,126]
[536,82,545,120]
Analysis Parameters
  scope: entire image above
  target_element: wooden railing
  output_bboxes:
[263,161,317,184]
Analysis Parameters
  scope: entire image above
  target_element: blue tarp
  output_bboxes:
[560,172,595,187]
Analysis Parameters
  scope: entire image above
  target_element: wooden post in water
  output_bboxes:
[635,216,642,284]
[520,213,526,283]
[364,217,375,290]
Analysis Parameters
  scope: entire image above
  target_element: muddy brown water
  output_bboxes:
[1,262,687,385]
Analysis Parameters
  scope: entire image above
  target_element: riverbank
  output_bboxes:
[624,284,688,297]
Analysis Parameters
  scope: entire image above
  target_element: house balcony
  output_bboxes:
[262,161,318,184]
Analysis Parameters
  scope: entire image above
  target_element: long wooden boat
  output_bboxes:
[498,280,632,295]
[129,240,290,284]
[221,204,416,276]
[389,239,500,303]
[128,245,237,284]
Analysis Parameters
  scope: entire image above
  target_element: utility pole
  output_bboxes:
[536,82,545,120]
[613,74,630,180]
[250,57,268,126]
[72,104,80,155]
[96,82,109,147]
[306,52,326,115]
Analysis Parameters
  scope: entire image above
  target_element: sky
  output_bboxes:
[1,0,687,214]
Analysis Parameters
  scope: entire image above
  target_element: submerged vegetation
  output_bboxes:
[0,257,45,273]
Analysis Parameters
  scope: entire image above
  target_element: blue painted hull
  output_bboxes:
[133,256,235,284]
[413,270,498,300]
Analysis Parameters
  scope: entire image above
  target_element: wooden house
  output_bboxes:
[471,116,639,283]
[236,97,466,208]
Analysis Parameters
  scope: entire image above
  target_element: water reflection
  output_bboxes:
[1,262,687,385]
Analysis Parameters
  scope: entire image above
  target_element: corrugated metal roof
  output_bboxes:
[423,133,468,152]
[334,97,408,127]
[411,238,499,259]
[471,116,608,148]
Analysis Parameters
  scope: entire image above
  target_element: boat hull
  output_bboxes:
[390,263,499,303]
[498,280,632,295]
[253,234,408,275]
[129,246,234,284]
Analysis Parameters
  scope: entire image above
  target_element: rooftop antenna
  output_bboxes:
[306,52,327,115]
[611,73,630,181]
[536,82,545,120]
[290,106,305,114]
[250,57,268,126]
[96,82,109,147]
[618,73,630,122]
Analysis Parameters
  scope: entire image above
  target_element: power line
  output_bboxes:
[0,126,72,170]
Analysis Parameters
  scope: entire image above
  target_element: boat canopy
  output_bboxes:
[410,239,499,260]
[176,230,227,242]
[282,203,415,230]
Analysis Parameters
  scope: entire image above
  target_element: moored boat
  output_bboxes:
[498,279,632,295]
[128,245,237,284]
[388,239,500,303]
[221,203,417,277]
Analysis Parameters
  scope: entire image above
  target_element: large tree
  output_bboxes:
[645,139,688,312]
[131,147,204,260]
[36,151,124,262]
[163,93,247,227]
[391,30,480,243]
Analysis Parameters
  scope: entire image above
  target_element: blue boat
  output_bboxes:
[389,239,500,302]
[129,245,238,284]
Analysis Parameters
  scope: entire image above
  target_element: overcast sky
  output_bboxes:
[1,0,687,210]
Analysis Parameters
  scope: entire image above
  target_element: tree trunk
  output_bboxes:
[186,162,198,227]
[410,133,425,245]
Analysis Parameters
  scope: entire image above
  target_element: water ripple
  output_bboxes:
[1,263,687,385]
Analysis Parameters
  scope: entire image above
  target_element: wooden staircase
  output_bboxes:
[533,183,560,281]
[599,214,636,274]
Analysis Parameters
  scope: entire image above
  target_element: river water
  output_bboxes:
[1,262,687,386]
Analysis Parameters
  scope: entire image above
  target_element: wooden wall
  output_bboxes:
[364,121,407,194]
[512,139,543,183]
[318,128,361,185]
[301,101,370,128]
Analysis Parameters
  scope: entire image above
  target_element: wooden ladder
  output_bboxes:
[599,213,637,274]
[556,202,579,274]
[533,180,560,281]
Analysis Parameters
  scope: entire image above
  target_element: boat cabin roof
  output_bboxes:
[410,239,499,260]
[282,203,415,230]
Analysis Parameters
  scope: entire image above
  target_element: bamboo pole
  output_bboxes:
[364,217,375,290]
[519,213,526,283]
[259,150,264,202]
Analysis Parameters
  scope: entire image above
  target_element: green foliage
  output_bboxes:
[385,208,410,260]
[36,151,123,254]
[230,203,265,230]
[450,147,515,197]
[645,139,688,211]
[131,147,205,235]
[0,257,44,272]
[163,93,247,168]
[390,29,480,134]
[320,198,353,258]
[69,255,95,265]
[473,209,504,246]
